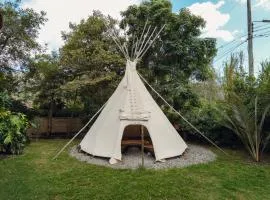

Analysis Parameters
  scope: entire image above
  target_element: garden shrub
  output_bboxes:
[182,101,240,147]
[0,92,29,154]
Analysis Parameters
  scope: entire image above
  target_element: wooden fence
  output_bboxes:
[27,117,84,138]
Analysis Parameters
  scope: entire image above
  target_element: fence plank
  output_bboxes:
[27,117,84,138]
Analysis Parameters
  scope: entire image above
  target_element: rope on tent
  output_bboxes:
[52,102,107,160]
[137,72,228,156]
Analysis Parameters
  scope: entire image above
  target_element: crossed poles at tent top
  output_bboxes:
[105,20,165,61]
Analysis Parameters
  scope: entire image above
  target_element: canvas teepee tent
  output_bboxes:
[79,24,187,164]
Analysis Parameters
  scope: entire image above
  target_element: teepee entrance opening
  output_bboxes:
[121,125,155,158]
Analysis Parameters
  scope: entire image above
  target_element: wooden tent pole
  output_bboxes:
[141,125,144,167]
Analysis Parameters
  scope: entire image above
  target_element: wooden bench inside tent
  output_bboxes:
[121,125,154,156]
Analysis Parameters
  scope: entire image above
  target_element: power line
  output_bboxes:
[214,39,248,63]
[253,23,270,30]
[254,33,270,39]
[254,30,270,37]
[217,33,246,49]
[253,25,270,33]
[253,29,270,39]
[255,35,270,38]
[217,26,270,53]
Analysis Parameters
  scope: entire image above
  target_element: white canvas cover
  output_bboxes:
[80,60,187,162]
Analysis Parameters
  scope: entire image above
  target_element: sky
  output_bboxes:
[20,0,270,74]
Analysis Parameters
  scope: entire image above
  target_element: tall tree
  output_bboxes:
[25,53,64,135]
[60,11,124,114]
[0,8,3,30]
[0,0,46,92]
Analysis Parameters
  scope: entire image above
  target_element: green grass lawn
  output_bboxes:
[1,140,270,200]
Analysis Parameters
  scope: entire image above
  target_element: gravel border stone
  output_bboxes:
[70,144,216,169]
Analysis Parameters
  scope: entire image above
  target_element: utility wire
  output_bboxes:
[206,21,269,65]
[253,25,270,33]
[217,25,270,50]
[254,34,270,39]
[253,23,270,30]
[254,30,270,37]
[216,26,269,63]
[214,39,248,63]
[217,34,246,50]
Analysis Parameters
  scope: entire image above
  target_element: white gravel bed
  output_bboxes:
[70,144,216,169]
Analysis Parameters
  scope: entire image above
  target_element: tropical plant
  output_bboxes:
[0,111,29,154]
[258,60,270,108]
[219,95,270,162]
[223,52,257,104]
[0,92,29,154]
[217,54,270,161]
